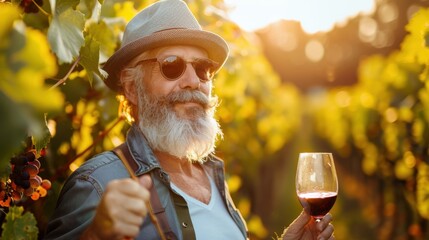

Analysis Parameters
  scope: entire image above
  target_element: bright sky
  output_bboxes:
[225,0,376,33]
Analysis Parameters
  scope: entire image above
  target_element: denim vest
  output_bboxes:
[44,125,248,239]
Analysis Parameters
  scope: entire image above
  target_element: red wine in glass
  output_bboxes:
[296,153,338,221]
[298,191,337,219]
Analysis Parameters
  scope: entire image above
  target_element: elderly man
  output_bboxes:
[45,0,335,239]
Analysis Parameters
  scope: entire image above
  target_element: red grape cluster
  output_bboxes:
[0,149,51,207]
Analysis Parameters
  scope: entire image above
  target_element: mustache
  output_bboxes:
[164,90,212,108]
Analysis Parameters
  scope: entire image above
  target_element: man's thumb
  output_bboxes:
[289,210,311,230]
[138,174,153,190]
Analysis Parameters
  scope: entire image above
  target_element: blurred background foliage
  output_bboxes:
[0,0,429,239]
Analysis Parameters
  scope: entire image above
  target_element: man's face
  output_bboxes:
[127,45,222,161]
[142,45,213,120]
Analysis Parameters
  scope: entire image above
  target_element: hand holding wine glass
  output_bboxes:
[296,152,338,222]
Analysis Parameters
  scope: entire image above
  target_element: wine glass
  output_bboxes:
[295,152,338,222]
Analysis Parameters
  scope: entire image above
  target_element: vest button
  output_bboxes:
[181,222,188,228]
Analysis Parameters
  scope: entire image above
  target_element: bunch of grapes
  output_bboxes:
[0,149,51,207]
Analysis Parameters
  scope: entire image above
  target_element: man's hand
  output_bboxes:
[280,210,334,240]
[80,175,152,240]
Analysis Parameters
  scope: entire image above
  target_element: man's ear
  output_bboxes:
[120,70,138,105]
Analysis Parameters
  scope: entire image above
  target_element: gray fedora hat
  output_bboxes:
[103,0,229,92]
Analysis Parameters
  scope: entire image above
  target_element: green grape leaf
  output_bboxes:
[0,17,64,112]
[0,3,20,40]
[48,2,85,64]
[81,0,105,10]
[80,0,97,19]
[0,92,27,168]
[90,20,117,62]
[80,33,102,85]
[80,21,109,85]
[53,0,81,14]
[80,0,105,19]
[1,206,38,240]
[33,113,52,152]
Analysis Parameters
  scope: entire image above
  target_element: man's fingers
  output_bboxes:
[316,213,334,240]
[124,197,148,215]
[107,179,140,195]
[318,224,334,240]
[316,213,333,231]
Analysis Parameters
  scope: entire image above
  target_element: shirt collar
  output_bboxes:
[126,124,161,175]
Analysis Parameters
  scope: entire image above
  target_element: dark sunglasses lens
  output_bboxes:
[161,56,186,79]
[193,59,216,81]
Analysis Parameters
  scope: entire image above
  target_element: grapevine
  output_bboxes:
[312,7,429,239]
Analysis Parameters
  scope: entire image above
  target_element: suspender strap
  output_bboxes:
[171,193,196,240]
[114,143,138,172]
[113,143,177,240]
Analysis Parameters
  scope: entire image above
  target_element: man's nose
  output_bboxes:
[178,63,200,89]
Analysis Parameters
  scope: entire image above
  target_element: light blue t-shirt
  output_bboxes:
[171,174,245,240]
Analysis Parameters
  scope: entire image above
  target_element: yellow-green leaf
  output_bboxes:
[48,7,85,63]
[1,206,38,240]
[0,3,21,41]
[0,11,63,112]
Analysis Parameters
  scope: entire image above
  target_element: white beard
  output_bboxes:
[136,86,222,163]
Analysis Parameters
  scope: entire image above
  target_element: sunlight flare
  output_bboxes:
[225,0,376,33]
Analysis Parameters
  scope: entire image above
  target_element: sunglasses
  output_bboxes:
[135,55,219,82]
